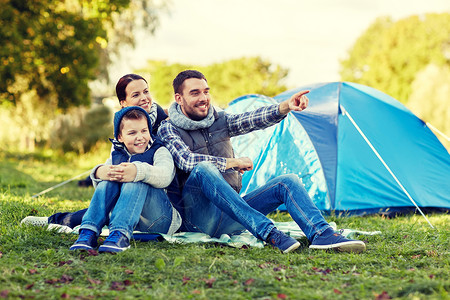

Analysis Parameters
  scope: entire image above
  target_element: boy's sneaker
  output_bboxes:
[266,228,300,254]
[70,229,98,251]
[21,216,49,227]
[309,227,366,253]
[99,231,130,253]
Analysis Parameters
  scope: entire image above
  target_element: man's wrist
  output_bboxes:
[226,158,237,170]
[278,101,290,115]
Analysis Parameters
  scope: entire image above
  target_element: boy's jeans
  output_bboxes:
[80,181,173,239]
[181,162,330,241]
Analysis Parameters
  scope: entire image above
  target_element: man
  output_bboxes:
[158,70,366,254]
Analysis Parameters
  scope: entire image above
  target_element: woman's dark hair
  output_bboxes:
[172,70,207,94]
[116,74,147,102]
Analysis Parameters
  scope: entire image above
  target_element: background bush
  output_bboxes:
[49,104,113,154]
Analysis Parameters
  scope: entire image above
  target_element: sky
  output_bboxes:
[114,0,450,88]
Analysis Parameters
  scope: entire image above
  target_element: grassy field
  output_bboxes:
[0,149,449,299]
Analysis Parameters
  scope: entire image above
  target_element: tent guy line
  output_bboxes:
[341,105,434,228]
[426,122,450,142]
[31,170,91,198]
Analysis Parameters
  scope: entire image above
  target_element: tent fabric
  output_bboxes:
[225,82,450,215]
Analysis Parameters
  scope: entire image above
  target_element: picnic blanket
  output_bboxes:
[48,221,381,249]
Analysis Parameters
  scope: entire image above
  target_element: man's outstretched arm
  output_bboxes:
[226,90,309,137]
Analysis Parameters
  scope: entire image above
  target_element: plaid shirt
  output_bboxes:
[157,104,287,172]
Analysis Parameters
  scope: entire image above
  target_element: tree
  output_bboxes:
[136,57,289,107]
[0,0,166,151]
[1,0,102,109]
[340,13,450,103]
[407,64,450,150]
[0,0,166,109]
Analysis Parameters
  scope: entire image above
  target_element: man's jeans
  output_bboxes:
[78,181,173,239]
[181,162,330,241]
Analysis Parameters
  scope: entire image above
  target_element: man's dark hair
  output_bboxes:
[173,70,207,94]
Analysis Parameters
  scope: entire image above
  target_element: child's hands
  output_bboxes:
[95,163,137,182]
[110,163,137,182]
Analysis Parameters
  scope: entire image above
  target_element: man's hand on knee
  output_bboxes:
[226,157,253,174]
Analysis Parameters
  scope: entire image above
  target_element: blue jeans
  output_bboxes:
[49,209,88,228]
[181,162,330,241]
[80,181,173,239]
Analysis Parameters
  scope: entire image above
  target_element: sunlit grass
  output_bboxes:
[0,151,448,299]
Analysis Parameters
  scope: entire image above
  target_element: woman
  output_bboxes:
[22,74,180,236]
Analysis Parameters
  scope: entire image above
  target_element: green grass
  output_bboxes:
[0,150,449,299]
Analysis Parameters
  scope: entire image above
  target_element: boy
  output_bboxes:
[70,106,177,253]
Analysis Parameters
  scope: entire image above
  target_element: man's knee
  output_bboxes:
[192,161,217,176]
[186,162,224,191]
[278,174,302,186]
[195,161,215,170]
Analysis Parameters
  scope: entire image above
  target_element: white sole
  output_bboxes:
[98,245,130,253]
[69,244,94,251]
[283,241,301,254]
[309,241,366,253]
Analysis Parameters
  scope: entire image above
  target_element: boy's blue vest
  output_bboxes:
[111,138,164,165]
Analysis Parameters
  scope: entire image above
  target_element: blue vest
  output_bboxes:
[111,137,164,165]
[167,110,242,213]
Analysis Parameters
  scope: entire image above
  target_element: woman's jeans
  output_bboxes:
[78,181,173,239]
[49,209,87,229]
[181,162,330,241]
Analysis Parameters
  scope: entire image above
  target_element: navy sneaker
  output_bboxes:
[70,229,98,251]
[99,231,130,253]
[309,227,366,253]
[266,228,300,254]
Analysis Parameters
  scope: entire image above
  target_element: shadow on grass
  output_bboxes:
[1,158,94,201]
[0,161,37,193]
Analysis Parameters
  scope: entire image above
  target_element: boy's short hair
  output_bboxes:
[113,106,151,140]
[119,109,148,135]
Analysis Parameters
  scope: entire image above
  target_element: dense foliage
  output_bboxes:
[340,13,450,103]
[49,105,113,154]
[0,0,166,152]
[135,57,289,107]
[0,0,165,109]
[407,63,450,149]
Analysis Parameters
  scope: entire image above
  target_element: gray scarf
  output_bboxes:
[148,102,158,126]
[168,102,215,130]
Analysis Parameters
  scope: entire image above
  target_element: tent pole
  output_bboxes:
[340,105,434,229]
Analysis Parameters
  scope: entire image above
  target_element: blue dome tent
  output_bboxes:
[225,82,450,226]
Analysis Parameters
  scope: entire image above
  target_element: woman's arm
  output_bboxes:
[89,145,115,188]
